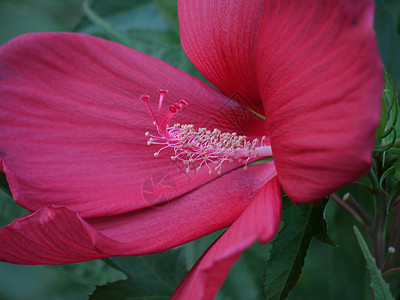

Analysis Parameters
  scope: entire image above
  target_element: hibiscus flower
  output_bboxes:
[0,0,382,298]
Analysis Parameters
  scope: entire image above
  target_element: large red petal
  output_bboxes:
[0,207,102,264]
[178,0,265,115]
[171,177,282,300]
[0,32,268,217]
[256,0,383,203]
[0,164,276,264]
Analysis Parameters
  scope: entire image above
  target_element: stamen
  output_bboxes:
[139,90,273,175]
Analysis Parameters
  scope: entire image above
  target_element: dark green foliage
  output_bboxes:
[264,198,333,300]
[90,250,187,300]
[374,0,400,98]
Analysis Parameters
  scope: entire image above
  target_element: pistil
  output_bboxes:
[140,90,272,175]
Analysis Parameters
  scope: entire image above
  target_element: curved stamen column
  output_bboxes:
[140,90,272,175]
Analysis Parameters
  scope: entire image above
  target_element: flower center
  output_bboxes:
[139,90,272,175]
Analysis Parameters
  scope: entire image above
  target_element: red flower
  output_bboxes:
[0,0,382,298]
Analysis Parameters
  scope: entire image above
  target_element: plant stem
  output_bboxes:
[389,224,400,270]
[372,194,388,269]
[390,193,400,210]
[389,201,400,247]
[385,200,399,270]
[352,181,379,194]
[382,267,400,279]
[343,193,373,227]
[331,194,365,228]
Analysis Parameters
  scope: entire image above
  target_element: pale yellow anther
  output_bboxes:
[145,112,267,175]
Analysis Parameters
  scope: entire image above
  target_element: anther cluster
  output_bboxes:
[140,89,271,175]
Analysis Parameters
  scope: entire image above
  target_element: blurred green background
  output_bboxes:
[1,0,400,299]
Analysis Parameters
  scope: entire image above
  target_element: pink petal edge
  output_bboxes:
[171,176,282,300]
[0,164,277,264]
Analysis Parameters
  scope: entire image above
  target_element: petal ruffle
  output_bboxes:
[256,0,382,203]
[171,177,281,300]
[178,0,265,115]
[0,32,268,217]
[0,163,276,264]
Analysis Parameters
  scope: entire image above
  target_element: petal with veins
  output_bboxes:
[0,164,276,264]
[0,32,268,217]
[178,0,265,115]
[171,177,281,300]
[256,0,382,203]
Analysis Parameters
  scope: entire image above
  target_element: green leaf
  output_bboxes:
[0,171,11,195]
[264,198,332,300]
[0,189,28,227]
[309,199,338,247]
[90,249,187,300]
[54,259,125,289]
[353,226,394,300]
[75,0,202,77]
[287,194,372,299]
[154,0,180,34]
[218,243,271,300]
[376,85,389,139]
[394,156,400,181]
[374,0,400,97]
[179,230,221,270]
[0,0,82,45]
[248,156,273,166]
[375,70,399,152]
[178,229,273,300]
[82,1,136,48]
[76,0,179,45]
